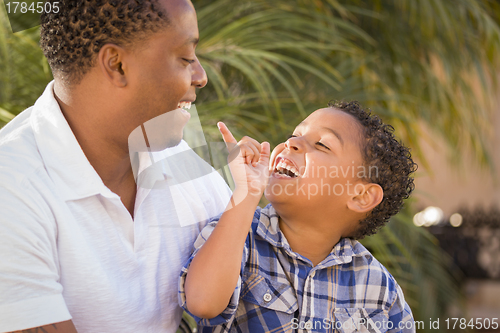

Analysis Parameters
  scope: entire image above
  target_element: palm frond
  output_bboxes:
[0,2,52,126]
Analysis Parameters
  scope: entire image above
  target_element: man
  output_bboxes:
[0,0,231,332]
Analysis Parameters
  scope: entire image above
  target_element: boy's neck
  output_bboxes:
[276,207,344,267]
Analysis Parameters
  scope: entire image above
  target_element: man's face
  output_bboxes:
[266,108,366,208]
[125,0,207,150]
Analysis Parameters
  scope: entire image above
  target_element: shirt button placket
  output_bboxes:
[300,271,316,332]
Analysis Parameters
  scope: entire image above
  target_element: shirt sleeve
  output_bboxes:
[0,178,71,332]
[387,284,416,333]
[178,214,251,327]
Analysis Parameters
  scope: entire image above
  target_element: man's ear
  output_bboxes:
[98,44,128,87]
[347,182,383,214]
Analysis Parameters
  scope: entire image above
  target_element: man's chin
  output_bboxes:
[147,136,184,152]
[128,107,190,153]
[128,122,185,153]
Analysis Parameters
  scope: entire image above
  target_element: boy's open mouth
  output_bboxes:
[273,157,300,178]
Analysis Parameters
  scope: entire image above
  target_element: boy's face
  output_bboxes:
[266,107,366,208]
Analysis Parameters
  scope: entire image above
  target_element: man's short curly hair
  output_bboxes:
[328,100,417,239]
[40,0,169,84]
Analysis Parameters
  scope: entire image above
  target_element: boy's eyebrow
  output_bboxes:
[297,122,344,147]
[321,127,344,147]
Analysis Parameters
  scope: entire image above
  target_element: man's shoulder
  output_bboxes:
[0,106,34,143]
[0,107,56,214]
[0,107,45,185]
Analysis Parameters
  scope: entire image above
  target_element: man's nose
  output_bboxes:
[192,56,208,88]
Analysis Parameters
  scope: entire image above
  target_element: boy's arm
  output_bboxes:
[184,191,260,319]
[183,122,270,319]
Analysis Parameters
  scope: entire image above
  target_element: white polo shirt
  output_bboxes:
[0,82,232,333]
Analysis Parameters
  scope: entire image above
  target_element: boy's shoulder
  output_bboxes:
[345,239,395,275]
[335,238,404,308]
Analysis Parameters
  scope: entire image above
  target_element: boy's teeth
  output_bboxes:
[284,162,298,175]
[274,159,300,178]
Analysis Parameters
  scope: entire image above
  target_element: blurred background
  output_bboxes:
[1,0,500,332]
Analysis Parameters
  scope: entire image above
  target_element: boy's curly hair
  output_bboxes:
[40,0,169,85]
[328,101,417,239]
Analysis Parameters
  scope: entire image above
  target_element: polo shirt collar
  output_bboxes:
[30,81,116,201]
[256,204,369,267]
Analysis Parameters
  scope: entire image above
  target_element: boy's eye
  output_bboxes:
[316,142,330,150]
[183,58,195,64]
[288,135,330,150]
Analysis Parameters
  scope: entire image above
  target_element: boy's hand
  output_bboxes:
[218,122,270,198]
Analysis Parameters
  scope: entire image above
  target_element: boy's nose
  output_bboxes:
[285,136,302,151]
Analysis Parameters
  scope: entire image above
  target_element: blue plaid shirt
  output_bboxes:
[179,205,415,333]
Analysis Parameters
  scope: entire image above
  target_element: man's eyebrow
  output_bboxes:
[185,37,199,46]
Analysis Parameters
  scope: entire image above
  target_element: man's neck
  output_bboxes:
[53,80,138,217]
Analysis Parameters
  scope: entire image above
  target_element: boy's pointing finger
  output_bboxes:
[259,142,270,165]
[217,122,238,150]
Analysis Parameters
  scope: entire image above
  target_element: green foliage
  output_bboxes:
[193,0,500,170]
[0,1,52,126]
[193,0,371,143]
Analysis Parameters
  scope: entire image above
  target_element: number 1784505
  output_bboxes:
[445,318,499,330]
[5,2,59,14]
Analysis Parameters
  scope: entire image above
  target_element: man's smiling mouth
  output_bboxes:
[177,101,192,110]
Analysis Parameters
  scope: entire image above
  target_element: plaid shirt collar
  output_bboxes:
[256,205,369,268]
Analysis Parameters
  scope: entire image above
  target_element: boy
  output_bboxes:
[179,101,417,333]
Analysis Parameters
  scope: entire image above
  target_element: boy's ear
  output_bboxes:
[347,182,383,214]
[98,44,128,87]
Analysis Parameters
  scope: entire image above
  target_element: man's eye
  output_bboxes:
[183,58,195,64]
[316,142,330,150]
